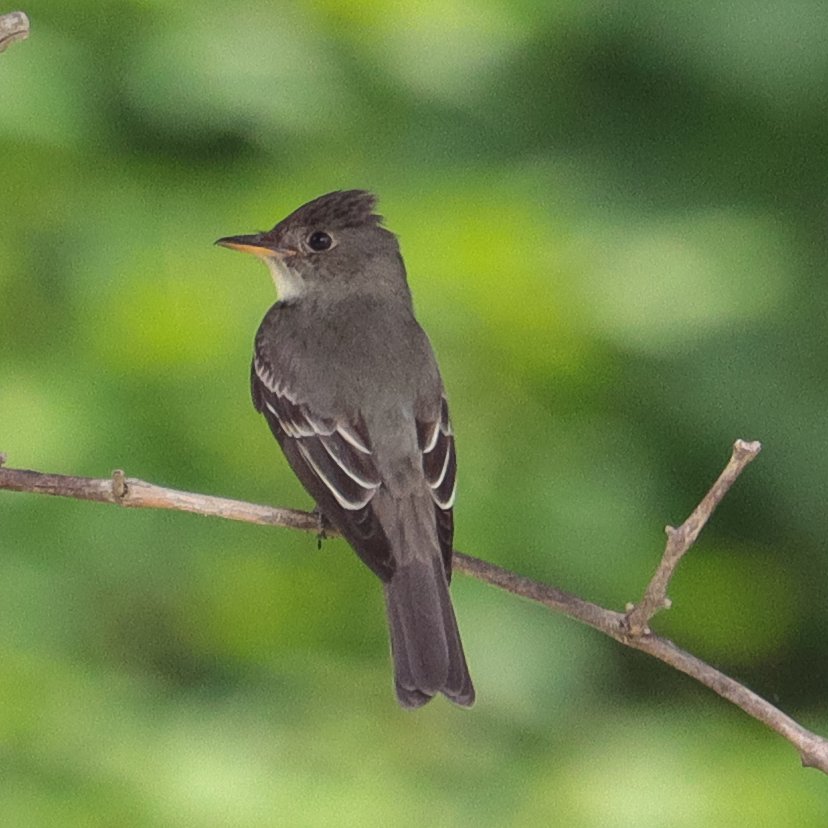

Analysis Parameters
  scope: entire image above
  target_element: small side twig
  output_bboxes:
[0,11,30,52]
[624,439,761,636]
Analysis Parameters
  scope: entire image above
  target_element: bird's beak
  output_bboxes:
[215,233,296,259]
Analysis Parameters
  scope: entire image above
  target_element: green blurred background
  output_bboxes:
[1,1,827,824]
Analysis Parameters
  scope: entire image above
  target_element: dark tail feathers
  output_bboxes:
[383,555,474,709]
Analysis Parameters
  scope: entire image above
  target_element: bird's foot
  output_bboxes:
[312,506,332,550]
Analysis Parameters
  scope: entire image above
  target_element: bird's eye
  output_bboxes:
[307,230,333,251]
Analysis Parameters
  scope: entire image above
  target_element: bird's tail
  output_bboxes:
[383,553,475,709]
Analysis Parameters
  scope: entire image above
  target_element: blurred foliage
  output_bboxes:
[2,0,828,824]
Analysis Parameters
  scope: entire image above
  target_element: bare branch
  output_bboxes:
[624,439,761,635]
[2,442,826,774]
[0,465,320,532]
[0,11,30,52]
[455,551,828,771]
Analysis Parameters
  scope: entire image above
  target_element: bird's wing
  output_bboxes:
[416,395,457,578]
[251,355,395,580]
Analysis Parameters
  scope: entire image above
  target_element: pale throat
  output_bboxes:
[264,255,306,302]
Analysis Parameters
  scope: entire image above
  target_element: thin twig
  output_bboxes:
[0,11,30,52]
[1,445,826,774]
[624,439,762,635]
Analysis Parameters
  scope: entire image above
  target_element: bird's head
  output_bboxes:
[216,190,406,303]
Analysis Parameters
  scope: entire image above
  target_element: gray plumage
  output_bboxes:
[217,190,474,708]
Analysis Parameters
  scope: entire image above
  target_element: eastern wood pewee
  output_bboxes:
[217,190,474,708]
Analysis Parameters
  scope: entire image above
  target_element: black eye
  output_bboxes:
[307,230,332,251]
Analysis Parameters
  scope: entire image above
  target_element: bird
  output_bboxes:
[216,190,474,708]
